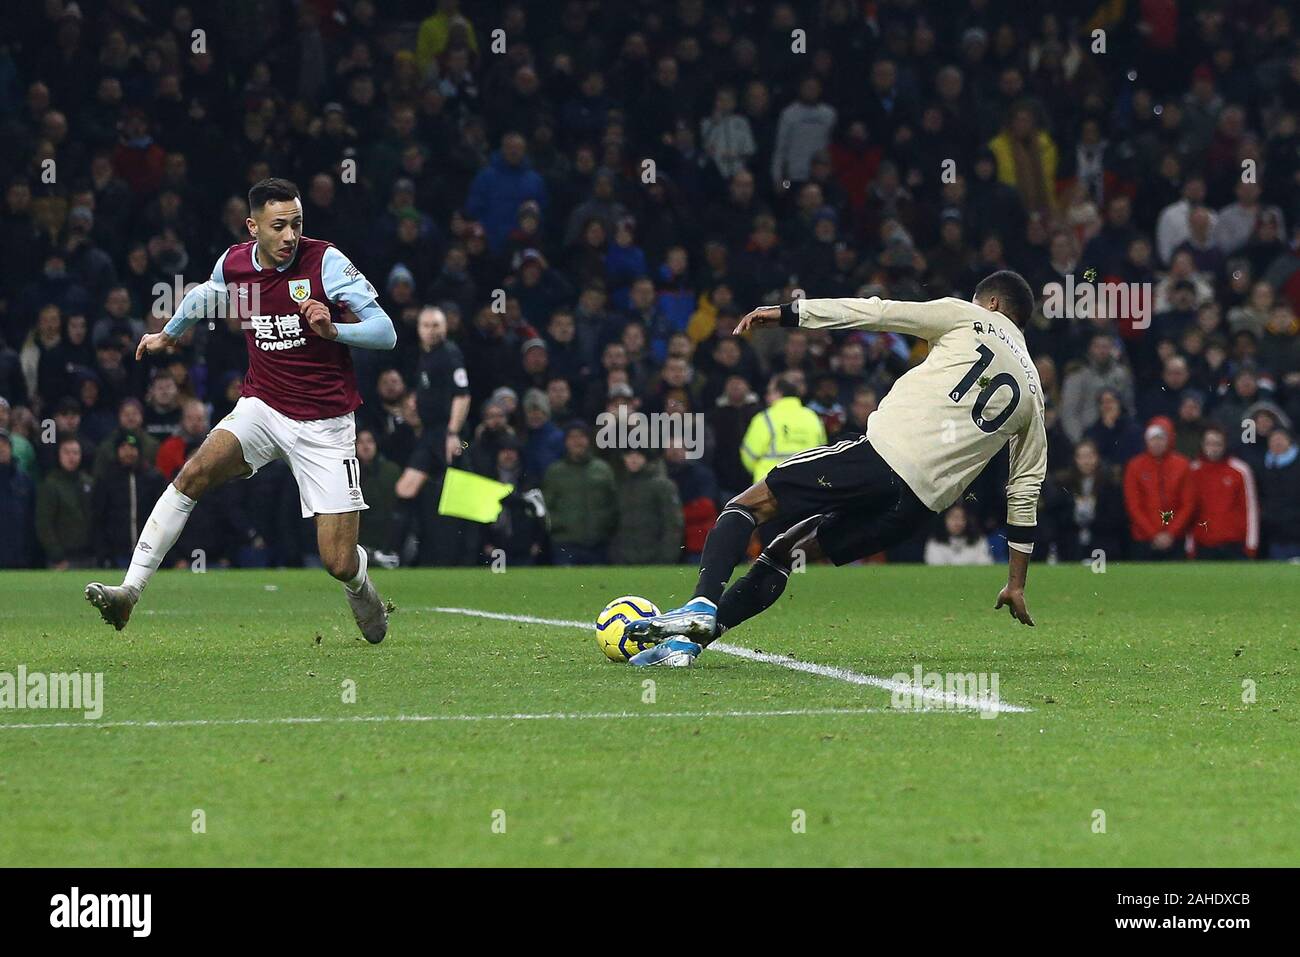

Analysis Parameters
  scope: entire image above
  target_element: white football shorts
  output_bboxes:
[214,395,367,518]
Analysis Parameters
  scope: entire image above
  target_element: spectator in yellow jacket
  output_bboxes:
[987,102,1059,218]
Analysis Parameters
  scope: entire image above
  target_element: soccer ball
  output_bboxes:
[595,595,660,662]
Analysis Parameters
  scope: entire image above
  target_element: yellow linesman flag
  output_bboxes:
[437,467,514,523]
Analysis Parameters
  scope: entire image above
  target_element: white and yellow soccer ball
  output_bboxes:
[595,595,661,662]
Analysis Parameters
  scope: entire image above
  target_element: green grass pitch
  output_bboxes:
[0,563,1295,867]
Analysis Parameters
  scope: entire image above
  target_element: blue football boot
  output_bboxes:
[623,596,717,644]
[629,637,703,667]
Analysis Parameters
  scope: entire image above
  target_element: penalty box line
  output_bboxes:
[419,606,1031,715]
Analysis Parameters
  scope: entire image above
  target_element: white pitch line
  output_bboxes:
[0,706,964,732]
[419,606,1030,714]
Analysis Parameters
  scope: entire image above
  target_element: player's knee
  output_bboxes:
[323,548,358,582]
[768,515,825,565]
[173,461,209,500]
[729,483,777,523]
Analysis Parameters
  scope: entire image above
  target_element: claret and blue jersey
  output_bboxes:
[163,238,396,421]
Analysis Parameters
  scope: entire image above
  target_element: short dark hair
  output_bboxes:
[770,375,802,399]
[248,177,300,212]
[974,270,1034,326]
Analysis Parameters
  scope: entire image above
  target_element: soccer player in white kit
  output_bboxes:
[86,178,397,643]
[628,270,1047,667]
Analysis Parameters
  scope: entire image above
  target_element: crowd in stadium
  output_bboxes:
[2,0,1299,570]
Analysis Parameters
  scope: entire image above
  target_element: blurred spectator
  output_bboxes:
[706,374,759,499]
[35,396,94,474]
[1259,428,1300,560]
[91,431,166,567]
[609,449,683,565]
[987,102,1058,219]
[357,427,401,555]
[1123,416,1196,560]
[665,440,719,563]
[0,431,36,568]
[1173,390,1209,460]
[0,398,38,478]
[466,400,516,475]
[1060,334,1135,442]
[93,398,158,478]
[1059,439,1128,562]
[466,132,547,251]
[522,389,563,478]
[480,437,546,567]
[1189,427,1258,559]
[155,399,209,480]
[168,444,264,570]
[924,506,993,566]
[1140,355,1193,421]
[1156,176,1213,266]
[543,423,617,565]
[701,87,756,181]
[740,375,826,481]
[35,435,93,569]
[771,76,836,189]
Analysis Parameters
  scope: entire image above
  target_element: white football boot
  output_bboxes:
[85,582,137,631]
[346,578,390,644]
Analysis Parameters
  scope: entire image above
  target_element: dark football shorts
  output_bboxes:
[763,435,933,566]
[406,427,447,475]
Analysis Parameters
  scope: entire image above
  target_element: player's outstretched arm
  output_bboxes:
[995,548,1034,626]
[736,296,961,340]
[135,331,177,360]
[997,417,1046,627]
[734,304,781,334]
[143,252,231,359]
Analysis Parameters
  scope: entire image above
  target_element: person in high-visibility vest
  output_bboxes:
[739,376,827,480]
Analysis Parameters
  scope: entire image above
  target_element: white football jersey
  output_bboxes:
[795,296,1047,533]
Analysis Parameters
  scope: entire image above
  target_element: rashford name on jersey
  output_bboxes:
[795,295,1048,532]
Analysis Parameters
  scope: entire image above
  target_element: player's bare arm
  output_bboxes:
[996,548,1035,627]
[734,304,782,334]
[447,392,470,462]
[136,330,178,360]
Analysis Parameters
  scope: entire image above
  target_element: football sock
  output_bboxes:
[122,484,198,599]
[345,545,369,594]
[715,552,791,636]
[692,504,758,604]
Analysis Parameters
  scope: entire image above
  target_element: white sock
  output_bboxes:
[345,545,369,594]
[122,485,197,598]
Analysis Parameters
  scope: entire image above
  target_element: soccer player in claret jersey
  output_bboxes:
[627,271,1048,667]
[85,178,399,643]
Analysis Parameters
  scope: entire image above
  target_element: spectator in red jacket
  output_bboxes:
[1123,415,1196,560]
[154,399,210,481]
[1188,426,1258,559]
[111,109,166,197]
